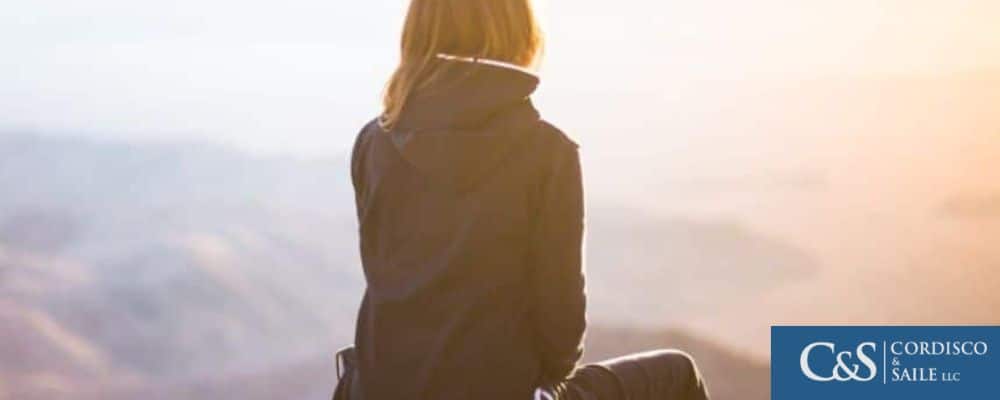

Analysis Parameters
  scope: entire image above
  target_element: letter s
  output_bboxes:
[801,342,837,382]
[854,342,878,382]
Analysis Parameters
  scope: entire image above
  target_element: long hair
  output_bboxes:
[380,0,544,130]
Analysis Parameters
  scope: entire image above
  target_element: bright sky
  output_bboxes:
[2,0,999,157]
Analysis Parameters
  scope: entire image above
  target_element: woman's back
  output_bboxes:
[344,1,709,399]
[350,59,586,399]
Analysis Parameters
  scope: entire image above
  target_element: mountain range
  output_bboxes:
[1,132,808,399]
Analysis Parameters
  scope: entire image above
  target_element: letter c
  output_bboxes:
[801,342,837,382]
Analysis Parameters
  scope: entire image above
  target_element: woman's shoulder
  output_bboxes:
[534,119,580,151]
[356,117,382,141]
[350,118,383,170]
[522,119,581,175]
[352,118,383,152]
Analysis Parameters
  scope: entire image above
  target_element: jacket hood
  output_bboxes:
[388,59,541,191]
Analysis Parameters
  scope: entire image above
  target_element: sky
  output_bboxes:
[2,0,1000,157]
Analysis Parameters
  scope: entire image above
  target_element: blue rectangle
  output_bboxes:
[772,326,1000,400]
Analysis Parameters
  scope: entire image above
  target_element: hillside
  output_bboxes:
[1,133,805,399]
[56,327,767,400]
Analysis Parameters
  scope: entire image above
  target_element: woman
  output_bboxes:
[339,1,710,399]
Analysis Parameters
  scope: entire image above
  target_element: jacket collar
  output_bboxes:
[435,53,539,78]
[392,54,540,132]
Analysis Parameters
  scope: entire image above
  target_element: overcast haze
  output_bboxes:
[4,3,1000,398]
[3,0,1000,157]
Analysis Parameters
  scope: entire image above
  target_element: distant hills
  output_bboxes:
[5,68,1000,399]
[50,327,767,400]
[1,132,802,399]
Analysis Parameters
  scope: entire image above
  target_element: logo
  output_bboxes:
[772,326,1000,400]
[800,342,878,382]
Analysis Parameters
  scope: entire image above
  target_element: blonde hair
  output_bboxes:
[380,0,544,130]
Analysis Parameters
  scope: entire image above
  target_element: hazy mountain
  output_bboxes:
[586,209,818,327]
[55,327,766,400]
[0,132,803,399]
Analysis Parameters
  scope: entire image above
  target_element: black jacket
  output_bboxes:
[350,58,586,400]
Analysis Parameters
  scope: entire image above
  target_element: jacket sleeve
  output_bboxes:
[529,145,587,384]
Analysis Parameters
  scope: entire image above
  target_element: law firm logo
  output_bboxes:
[800,342,878,382]
[772,326,1000,400]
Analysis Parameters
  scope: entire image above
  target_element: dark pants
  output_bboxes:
[334,348,710,400]
[547,350,710,400]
